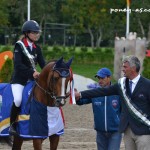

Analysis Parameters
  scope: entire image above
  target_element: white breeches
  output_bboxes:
[11,84,24,107]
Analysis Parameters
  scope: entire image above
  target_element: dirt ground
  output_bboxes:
[0,102,125,150]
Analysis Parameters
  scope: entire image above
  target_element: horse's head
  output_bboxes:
[35,57,73,107]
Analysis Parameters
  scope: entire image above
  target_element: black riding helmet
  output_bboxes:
[22,20,41,33]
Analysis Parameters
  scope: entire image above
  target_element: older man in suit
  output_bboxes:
[75,55,150,150]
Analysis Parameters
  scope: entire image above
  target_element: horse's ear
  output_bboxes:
[55,57,64,67]
[66,57,73,68]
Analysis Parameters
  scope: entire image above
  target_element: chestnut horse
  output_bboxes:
[10,57,73,150]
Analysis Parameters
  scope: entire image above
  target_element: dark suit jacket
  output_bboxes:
[11,41,46,85]
[81,76,150,135]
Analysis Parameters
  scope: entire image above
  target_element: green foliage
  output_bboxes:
[81,47,88,53]
[129,0,150,37]
[0,0,9,26]
[142,57,150,79]
[1,1,150,47]
[0,45,115,82]
[52,45,62,53]
[43,46,114,65]
[42,44,49,51]
[0,58,13,82]
[61,0,112,47]
[0,45,13,52]
[42,46,114,81]
[68,46,76,54]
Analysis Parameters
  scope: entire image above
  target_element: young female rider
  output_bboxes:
[9,20,46,135]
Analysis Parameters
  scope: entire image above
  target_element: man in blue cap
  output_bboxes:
[76,68,122,150]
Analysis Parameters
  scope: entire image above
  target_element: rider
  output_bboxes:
[9,20,46,135]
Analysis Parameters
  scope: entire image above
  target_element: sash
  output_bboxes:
[16,40,36,70]
[69,68,76,104]
[118,77,150,127]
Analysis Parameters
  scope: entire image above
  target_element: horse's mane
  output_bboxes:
[46,59,57,65]
[42,59,57,72]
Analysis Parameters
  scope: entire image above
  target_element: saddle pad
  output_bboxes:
[0,81,64,138]
[18,98,64,138]
[0,83,13,136]
[0,81,34,136]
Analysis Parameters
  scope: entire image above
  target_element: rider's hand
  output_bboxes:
[33,71,40,79]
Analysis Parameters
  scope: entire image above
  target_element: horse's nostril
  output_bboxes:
[55,98,66,107]
[61,99,65,104]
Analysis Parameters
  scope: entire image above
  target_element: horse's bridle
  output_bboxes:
[35,68,70,107]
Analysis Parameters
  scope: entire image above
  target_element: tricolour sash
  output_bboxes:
[16,40,36,70]
[118,77,150,127]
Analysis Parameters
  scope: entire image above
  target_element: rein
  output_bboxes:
[35,79,52,96]
[35,79,67,100]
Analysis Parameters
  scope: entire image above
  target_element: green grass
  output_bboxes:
[71,63,100,81]
[71,63,114,81]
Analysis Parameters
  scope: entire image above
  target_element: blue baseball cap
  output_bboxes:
[95,68,111,78]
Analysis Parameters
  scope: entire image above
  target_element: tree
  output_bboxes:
[61,0,127,47]
[143,57,150,79]
[1,0,150,47]
[129,0,150,46]
[0,0,9,26]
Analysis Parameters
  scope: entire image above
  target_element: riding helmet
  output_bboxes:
[22,20,41,33]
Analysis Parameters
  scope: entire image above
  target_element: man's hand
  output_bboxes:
[74,88,81,101]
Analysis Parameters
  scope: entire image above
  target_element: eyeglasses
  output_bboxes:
[30,31,40,35]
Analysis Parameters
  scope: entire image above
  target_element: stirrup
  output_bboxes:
[4,136,13,147]
[9,123,19,136]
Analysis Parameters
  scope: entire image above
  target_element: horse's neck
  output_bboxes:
[34,81,54,106]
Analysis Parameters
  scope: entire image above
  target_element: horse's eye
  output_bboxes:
[53,77,59,81]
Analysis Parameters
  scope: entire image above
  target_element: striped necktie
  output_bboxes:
[129,80,132,94]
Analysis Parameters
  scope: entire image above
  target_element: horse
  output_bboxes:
[0,57,74,150]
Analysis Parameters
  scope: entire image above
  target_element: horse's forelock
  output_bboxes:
[41,58,72,78]
[55,61,69,69]
[46,57,73,70]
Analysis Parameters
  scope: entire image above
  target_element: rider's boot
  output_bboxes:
[9,102,20,136]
